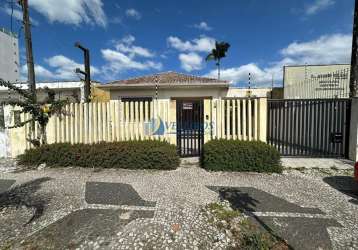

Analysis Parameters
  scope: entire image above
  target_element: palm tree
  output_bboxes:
[206,41,230,80]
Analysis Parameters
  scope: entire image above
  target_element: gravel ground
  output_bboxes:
[0,161,357,249]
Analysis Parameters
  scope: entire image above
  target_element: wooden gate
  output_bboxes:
[176,99,204,157]
[267,99,351,158]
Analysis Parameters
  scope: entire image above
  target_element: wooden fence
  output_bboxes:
[7,98,267,157]
[21,100,170,149]
[211,98,267,141]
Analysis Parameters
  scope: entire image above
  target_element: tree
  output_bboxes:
[0,79,68,146]
[206,41,230,80]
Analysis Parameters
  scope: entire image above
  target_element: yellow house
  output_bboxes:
[93,71,270,157]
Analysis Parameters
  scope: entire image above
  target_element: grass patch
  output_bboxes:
[207,202,242,221]
[205,202,289,250]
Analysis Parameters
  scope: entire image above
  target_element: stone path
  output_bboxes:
[209,186,341,250]
[0,164,357,249]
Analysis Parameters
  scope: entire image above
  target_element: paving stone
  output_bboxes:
[0,179,15,194]
[1,164,358,249]
[281,157,354,170]
[208,186,324,214]
[250,216,342,250]
[85,182,156,207]
[17,208,154,250]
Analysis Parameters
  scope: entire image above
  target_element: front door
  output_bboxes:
[176,99,204,157]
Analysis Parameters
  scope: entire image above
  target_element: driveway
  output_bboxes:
[0,165,357,249]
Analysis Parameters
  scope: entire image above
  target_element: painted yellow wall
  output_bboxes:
[91,84,110,102]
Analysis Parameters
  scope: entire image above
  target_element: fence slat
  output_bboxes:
[135,101,139,140]
[119,101,126,141]
[248,99,252,141]
[232,99,236,139]
[254,99,258,140]
[221,99,225,139]
[242,99,247,140]
[237,99,241,140]
[226,99,230,139]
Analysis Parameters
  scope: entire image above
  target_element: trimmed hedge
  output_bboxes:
[202,139,282,173]
[18,140,180,170]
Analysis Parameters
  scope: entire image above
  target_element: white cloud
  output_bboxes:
[305,0,335,15]
[125,8,141,20]
[28,0,107,27]
[21,55,100,81]
[167,36,215,53]
[280,33,351,64]
[101,35,162,78]
[179,53,203,72]
[21,64,54,79]
[206,33,351,86]
[206,63,276,85]
[114,35,154,58]
[46,55,100,79]
[101,49,162,73]
[2,6,39,26]
[193,22,212,31]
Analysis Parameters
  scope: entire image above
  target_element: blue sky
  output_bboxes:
[0,0,355,86]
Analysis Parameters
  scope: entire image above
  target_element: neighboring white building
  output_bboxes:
[0,81,85,103]
[0,27,20,158]
[0,80,85,158]
[0,28,20,83]
[283,64,350,99]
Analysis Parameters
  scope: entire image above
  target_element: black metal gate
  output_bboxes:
[267,99,351,158]
[176,99,204,157]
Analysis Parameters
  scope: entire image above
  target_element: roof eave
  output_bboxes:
[98,82,230,89]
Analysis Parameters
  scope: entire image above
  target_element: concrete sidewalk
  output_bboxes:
[281,157,354,170]
[0,165,357,249]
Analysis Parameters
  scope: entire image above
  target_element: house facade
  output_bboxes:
[96,71,272,101]
[4,72,269,158]
[92,72,269,157]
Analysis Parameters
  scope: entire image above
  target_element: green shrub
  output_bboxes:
[18,140,180,170]
[202,139,282,173]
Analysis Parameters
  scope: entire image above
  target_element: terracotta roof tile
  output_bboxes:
[105,71,228,86]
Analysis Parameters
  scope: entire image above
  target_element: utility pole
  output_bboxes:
[350,0,358,97]
[75,42,91,102]
[20,0,36,102]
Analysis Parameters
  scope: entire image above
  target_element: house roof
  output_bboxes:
[100,71,229,89]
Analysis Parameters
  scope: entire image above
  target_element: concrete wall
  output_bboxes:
[349,97,358,162]
[284,64,350,99]
[0,29,20,82]
[91,84,111,102]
